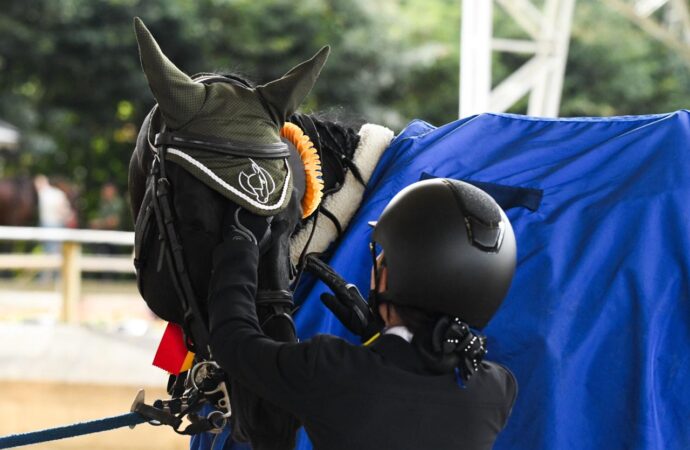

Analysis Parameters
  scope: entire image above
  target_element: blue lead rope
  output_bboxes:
[0,412,147,449]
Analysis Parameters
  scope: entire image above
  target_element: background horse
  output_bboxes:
[0,176,80,227]
[0,176,37,226]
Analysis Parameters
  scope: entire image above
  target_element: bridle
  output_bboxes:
[135,74,300,434]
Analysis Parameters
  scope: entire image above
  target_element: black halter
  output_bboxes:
[147,135,211,357]
[154,130,289,158]
[135,74,298,435]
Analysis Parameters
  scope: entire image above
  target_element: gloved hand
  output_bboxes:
[222,204,271,250]
[305,254,383,343]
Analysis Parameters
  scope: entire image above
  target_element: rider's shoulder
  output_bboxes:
[470,360,518,407]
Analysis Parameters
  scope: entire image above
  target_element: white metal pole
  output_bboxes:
[528,0,576,116]
[460,0,494,118]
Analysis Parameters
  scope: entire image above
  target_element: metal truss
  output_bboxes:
[460,0,577,118]
[459,0,690,119]
[603,0,690,63]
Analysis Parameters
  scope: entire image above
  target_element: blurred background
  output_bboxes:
[0,0,688,448]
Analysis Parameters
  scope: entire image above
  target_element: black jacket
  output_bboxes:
[209,240,517,450]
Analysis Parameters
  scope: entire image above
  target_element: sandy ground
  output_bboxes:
[0,279,189,449]
[2,382,189,450]
[0,278,152,324]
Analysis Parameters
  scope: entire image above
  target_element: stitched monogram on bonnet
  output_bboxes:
[165,148,292,214]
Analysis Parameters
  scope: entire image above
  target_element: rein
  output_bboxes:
[148,142,211,358]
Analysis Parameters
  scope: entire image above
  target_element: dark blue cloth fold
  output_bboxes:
[420,171,543,211]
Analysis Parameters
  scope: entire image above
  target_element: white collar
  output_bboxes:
[383,326,414,343]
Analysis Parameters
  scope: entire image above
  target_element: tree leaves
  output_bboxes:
[1,0,688,226]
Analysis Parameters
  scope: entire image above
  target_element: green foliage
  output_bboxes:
[1,0,689,226]
[562,0,690,117]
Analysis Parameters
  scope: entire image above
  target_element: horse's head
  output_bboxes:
[129,16,328,320]
[128,17,330,447]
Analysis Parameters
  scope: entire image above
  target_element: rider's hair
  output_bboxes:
[386,302,441,336]
[388,301,487,379]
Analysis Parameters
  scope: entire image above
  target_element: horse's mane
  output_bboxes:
[289,111,363,187]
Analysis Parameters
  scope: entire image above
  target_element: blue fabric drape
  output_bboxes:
[293,111,690,450]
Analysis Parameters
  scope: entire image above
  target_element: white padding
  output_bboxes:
[290,123,394,265]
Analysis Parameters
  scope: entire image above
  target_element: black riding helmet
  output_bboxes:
[370,178,516,329]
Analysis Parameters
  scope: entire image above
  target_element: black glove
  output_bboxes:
[222,204,271,250]
[305,254,383,343]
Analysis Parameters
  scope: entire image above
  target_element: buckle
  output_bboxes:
[129,359,232,436]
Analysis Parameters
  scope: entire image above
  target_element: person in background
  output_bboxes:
[89,182,126,279]
[34,174,73,281]
[89,182,124,232]
[50,177,79,229]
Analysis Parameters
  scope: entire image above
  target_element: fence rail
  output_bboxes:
[0,226,136,323]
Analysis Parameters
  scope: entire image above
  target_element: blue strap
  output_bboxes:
[0,412,147,449]
[420,172,543,211]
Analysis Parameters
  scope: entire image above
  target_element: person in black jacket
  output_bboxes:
[208,178,518,450]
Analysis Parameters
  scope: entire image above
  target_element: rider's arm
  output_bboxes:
[207,238,347,419]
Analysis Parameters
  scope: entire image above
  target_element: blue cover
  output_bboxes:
[193,111,690,450]
[292,111,690,450]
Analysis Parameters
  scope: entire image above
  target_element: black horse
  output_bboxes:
[129,107,371,449]
[127,17,393,450]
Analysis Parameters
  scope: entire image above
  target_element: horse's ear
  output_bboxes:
[256,46,330,126]
[133,17,205,129]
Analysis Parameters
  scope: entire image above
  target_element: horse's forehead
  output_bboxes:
[197,85,263,120]
[203,82,252,106]
[177,83,281,144]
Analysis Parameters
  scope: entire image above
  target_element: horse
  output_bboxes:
[127,18,393,448]
[0,176,80,228]
[0,176,37,226]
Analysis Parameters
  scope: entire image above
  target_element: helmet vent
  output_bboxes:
[445,180,504,252]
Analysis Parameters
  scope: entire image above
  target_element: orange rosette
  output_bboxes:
[281,122,324,218]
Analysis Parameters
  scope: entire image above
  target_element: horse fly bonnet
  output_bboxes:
[134,17,328,216]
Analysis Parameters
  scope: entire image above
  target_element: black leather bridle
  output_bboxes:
[134,75,299,435]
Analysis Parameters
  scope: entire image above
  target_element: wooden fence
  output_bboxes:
[0,226,135,323]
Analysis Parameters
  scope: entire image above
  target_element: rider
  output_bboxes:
[208,178,518,449]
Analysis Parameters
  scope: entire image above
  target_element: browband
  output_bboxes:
[154,131,290,159]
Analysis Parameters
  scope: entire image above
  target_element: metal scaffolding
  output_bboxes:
[603,0,690,63]
[460,0,576,118]
[459,0,690,118]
